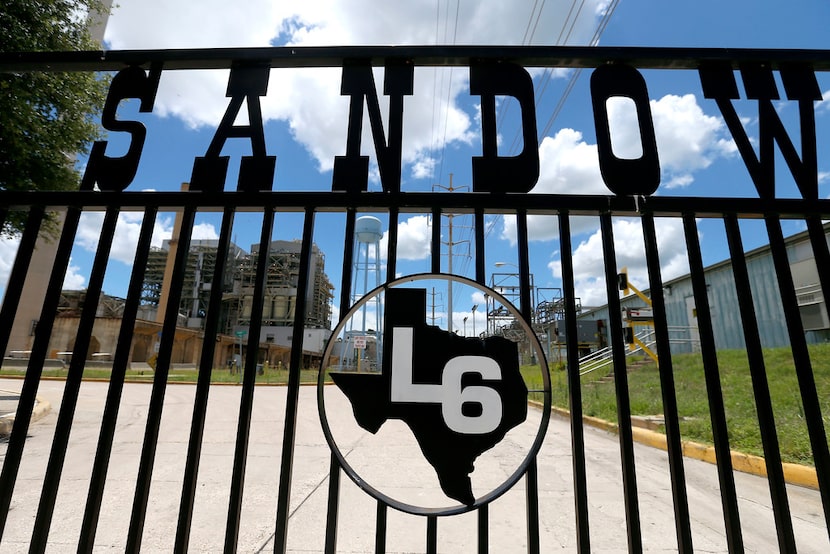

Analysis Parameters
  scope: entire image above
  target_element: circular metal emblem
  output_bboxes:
[318,273,551,516]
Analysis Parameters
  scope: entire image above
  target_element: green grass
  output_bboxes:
[524,343,830,466]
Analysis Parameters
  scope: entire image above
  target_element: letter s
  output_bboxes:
[81,64,161,191]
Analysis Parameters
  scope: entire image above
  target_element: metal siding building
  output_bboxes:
[579,224,830,354]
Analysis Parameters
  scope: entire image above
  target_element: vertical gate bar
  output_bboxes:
[273,209,316,553]
[765,214,830,534]
[126,205,197,552]
[806,216,830,522]
[174,206,235,551]
[477,503,489,553]
[375,501,387,554]
[558,213,591,553]
[431,207,441,274]
[426,515,437,554]
[323,453,341,554]
[225,207,276,552]
[525,458,540,554]
[516,210,532,321]
[386,207,399,280]
[324,208,356,554]
[474,209,485,285]
[343,208,357,308]
[599,212,642,552]
[0,206,81,538]
[680,214,744,552]
[79,206,158,551]
[0,206,45,363]
[723,214,796,551]
[516,210,540,554]
[30,207,120,552]
[641,213,693,552]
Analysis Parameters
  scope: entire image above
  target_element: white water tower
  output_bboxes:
[343,216,384,371]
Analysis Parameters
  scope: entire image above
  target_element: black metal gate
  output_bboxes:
[1,46,830,552]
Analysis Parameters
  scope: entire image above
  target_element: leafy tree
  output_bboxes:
[0,0,110,237]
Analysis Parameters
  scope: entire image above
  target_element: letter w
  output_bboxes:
[700,63,821,200]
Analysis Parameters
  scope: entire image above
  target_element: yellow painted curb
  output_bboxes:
[546,405,818,490]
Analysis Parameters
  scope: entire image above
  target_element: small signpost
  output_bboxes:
[353,335,367,372]
[234,330,247,380]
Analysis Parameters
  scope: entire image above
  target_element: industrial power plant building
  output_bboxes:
[4,237,334,371]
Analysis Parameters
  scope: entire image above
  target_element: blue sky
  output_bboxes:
[1,0,829,334]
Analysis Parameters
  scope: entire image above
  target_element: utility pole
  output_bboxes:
[426,287,443,326]
[433,173,471,334]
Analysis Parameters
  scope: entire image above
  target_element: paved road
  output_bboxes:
[0,378,827,552]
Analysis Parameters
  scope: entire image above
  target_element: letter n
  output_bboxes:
[471,63,539,193]
[191,63,276,192]
[332,60,414,193]
[699,62,821,200]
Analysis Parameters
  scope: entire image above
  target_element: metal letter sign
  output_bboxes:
[319,275,550,513]
[63,50,828,200]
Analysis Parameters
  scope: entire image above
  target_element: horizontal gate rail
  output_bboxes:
[4,45,830,71]
[1,190,830,216]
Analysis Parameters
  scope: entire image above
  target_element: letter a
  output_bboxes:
[191,64,276,192]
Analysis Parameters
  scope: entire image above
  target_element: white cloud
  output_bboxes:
[501,93,733,244]
[104,0,609,180]
[554,217,689,307]
[646,94,734,187]
[0,237,88,297]
[63,259,87,290]
[601,93,732,190]
[534,128,608,196]
[192,222,220,241]
[819,90,830,114]
[411,156,437,180]
[75,212,219,266]
[500,129,606,245]
[380,215,432,261]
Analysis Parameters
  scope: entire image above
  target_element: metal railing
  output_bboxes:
[1,46,829,553]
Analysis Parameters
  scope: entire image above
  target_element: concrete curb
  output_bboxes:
[548,405,818,490]
[0,390,52,437]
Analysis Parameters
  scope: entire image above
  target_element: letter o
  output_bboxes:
[591,64,660,196]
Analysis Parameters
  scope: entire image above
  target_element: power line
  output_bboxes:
[436,0,461,187]
[537,0,620,140]
[487,0,621,241]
